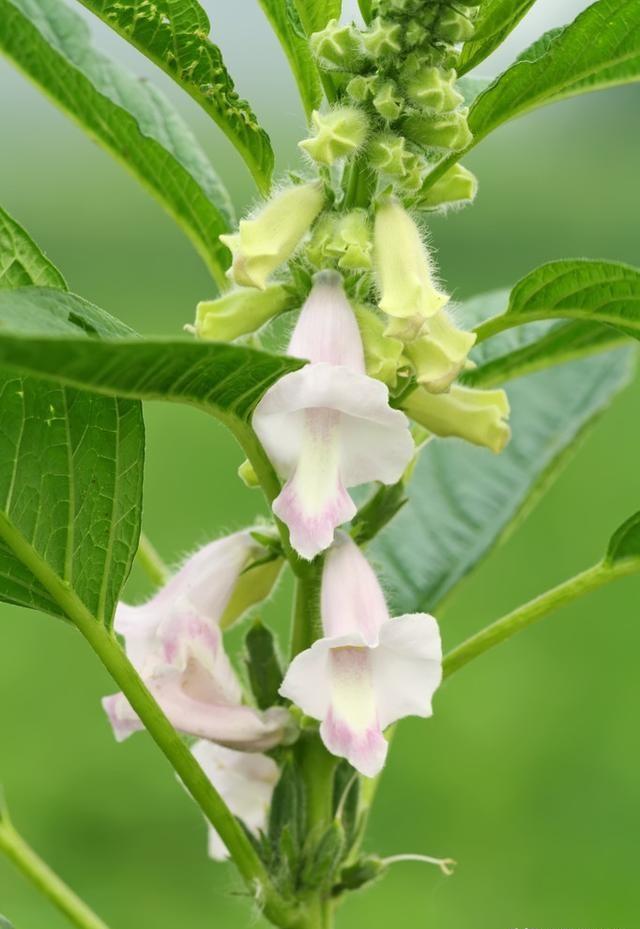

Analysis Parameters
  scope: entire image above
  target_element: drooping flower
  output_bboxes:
[220,182,324,290]
[253,273,414,560]
[103,531,290,750]
[188,740,279,861]
[279,533,442,776]
[403,383,511,453]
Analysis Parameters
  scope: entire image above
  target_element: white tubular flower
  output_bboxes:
[374,199,449,336]
[189,741,279,861]
[220,182,324,290]
[253,272,414,561]
[279,533,442,777]
[103,532,289,751]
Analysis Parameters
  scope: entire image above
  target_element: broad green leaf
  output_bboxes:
[293,0,342,35]
[0,289,302,430]
[372,290,635,614]
[458,0,539,75]
[474,259,640,343]
[468,0,640,149]
[0,0,234,288]
[75,0,274,192]
[0,224,144,626]
[459,287,629,388]
[606,512,640,566]
[257,0,322,117]
[0,208,66,291]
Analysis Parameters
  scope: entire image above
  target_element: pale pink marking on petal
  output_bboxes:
[102,693,142,742]
[320,646,387,777]
[272,408,356,560]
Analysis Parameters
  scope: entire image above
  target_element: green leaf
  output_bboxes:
[474,259,640,343]
[468,0,640,149]
[605,512,640,566]
[0,226,144,627]
[455,75,493,107]
[74,0,274,192]
[268,758,307,852]
[0,207,66,291]
[458,0,539,75]
[460,285,629,388]
[372,291,635,614]
[0,289,302,431]
[257,0,322,118]
[0,0,234,287]
[293,0,342,34]
[245,620,284,710]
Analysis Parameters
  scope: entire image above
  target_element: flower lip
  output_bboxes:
[253,362,413,487]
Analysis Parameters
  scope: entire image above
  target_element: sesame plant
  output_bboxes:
[0,0,639,927]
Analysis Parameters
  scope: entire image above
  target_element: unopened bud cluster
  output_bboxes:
[299,0,479,210]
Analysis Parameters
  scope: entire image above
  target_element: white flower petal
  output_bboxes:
[190,741,279,860]
[372,613,443,730]
[254,363,413,488]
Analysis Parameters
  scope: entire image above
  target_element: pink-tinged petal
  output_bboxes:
[189,741,279,860]
[321,533,389,643]
[272,408,356,560]
[372,613,443,730]
[320,646,387,777]
[288,272,365,371]
[253,363,414,489]
[102,693,143,742]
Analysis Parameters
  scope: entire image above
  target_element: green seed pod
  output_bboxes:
[335,856,386,893]
[373,80,404,121]
[368,133,409,176]
[435,7,476,43]
[405,66,464,113]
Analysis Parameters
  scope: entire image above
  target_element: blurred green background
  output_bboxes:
[1,1,639,927]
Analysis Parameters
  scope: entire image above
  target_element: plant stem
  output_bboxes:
[0,516,297,929]
[443,557,640,679]
[135,532,169,587]
[290,562,323,659]
[0,818,110,929]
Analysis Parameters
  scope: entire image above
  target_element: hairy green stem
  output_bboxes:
[0,515,297,929]
[443,558,640,678]
[0,818,110,929]
[290,562,323,659]
[135,532,169,587]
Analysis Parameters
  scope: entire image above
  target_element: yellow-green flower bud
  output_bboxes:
[405,20,427,47]
[418,164,478,210]
[403,384,511,453]
[335,210,373,270]
[347,74,375,103]
[310,19,365,70]
[362,18,402,58]
[403,310,476,393]
[374,198,449,324]
[238,458,260,488]
[403,110,473,152]
[355,305,406,387]
[305,214,339,268]
[373,80,404,121]
[405,66,464,113]
[195,284,292,342]
[220,183,324,290]
[436,8,476,43]
[368,133,409,176]
[299,107,369,165]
